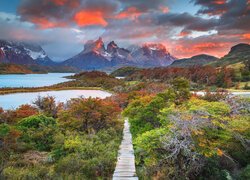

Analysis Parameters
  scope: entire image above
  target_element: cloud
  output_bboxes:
[156,12,218,32]
[18,0,80,29]
[18,0,120,28]
[74,10,108,27]
[114,7,143,20]
[1,0,248,60]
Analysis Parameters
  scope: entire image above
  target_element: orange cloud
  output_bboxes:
[74,10,108,27]
[213,0,226,5]
[115,7,142,20]
[159,6,169,13]
[173,42,231,58]
[242,33,250,39]
[30,17,67,29]
[178,31,191,37]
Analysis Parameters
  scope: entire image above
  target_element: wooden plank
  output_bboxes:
[113,118,138,180]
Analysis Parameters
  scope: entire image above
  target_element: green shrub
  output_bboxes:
[18,114,56,128]
[18,115,57,151]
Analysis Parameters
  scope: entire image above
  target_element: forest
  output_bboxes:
[0,70,249,179]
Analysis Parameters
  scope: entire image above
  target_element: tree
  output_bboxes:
[33,96,61,118]
[18,115,57,151]
[0,124,20,174]
[14,104,38,121]
[172,77,191,104]
[58,98,121,133]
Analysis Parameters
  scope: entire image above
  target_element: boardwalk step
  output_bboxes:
[113,118,138,180]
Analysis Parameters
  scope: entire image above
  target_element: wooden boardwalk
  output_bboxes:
[113,118,138,180]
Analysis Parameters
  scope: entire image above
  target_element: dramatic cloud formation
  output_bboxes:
[0,0,249,60]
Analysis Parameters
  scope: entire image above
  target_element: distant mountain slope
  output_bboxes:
[0,40,78,73]
[130,43,176,67]
[211,43,250,67]
[62,38,176,70]
[0,40,56,66]
[0,63,33,74]
[170,54,219,67]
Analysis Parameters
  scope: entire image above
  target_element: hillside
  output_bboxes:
[110,66,141,77]
[211,43,250,67]
[0,63,77,74]
[0,63,33,74]
[170,54,219,67]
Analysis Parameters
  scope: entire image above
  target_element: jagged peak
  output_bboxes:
[83,37,105,54]
[108,41,118,48]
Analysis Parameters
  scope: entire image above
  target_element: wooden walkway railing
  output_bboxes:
[113,118,138,180]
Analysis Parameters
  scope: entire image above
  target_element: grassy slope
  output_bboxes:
[209,44,250,67]
[0,63,33,74]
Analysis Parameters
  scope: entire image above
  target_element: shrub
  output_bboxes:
[18,115,57,151]
[58,98,121,133]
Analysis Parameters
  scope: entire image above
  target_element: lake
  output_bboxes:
[0,73,74,88]
[0,90,112,109]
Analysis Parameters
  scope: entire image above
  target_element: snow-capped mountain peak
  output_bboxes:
[63,38,176,70]
[0,39,55,65]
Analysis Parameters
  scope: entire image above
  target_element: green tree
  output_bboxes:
[172,77,191,104]
[18,115,57,151]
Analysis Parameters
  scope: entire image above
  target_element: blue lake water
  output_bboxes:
[0,90,112,109]
[0,73,74,88]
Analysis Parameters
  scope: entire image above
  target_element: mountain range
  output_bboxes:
[62,37,176,70]
[0,40,55,66]
[0,38,250,72]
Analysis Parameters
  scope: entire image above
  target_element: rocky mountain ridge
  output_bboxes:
[63,37,176,70]
[1,38,249,71]
[0,40,55,66]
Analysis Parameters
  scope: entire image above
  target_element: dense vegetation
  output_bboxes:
[110,66,141,77]
[124,61,250,90]
[0,96,123,179]
[124,78,250,179]
[0,69,249,179]
[57,71,125,91]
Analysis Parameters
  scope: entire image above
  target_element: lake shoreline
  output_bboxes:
[0,86,104,95]
[0,89,112,110]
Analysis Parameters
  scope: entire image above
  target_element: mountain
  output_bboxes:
[62,38,112,70]
[63,38,176,70]
[107,41,132,61]
[130,43,176,67]
[211,43,250,67]
[0,40,56,66]
[170,54,219,67]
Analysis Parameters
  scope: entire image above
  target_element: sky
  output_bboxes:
[0,0,249,61]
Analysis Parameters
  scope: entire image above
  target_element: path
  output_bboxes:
[193,91,250,97]
[113,118,138,180]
